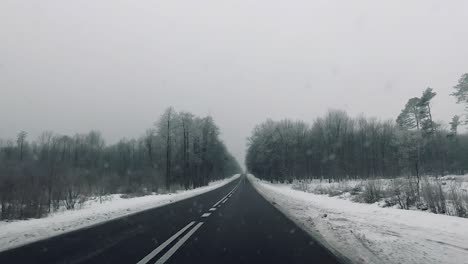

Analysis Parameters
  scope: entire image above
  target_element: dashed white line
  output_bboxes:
[212,197,225,207]
[155,222,204,264]
[213,194,230,207]
[211,180,241,207]
[136,221,195,264]
[137,179,242,264]
[212,201,222,207]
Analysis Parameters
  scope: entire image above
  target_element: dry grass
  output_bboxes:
[292,175,468,218]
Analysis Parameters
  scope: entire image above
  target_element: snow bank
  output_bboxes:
[248,175,468,264]
[0,174,240,252]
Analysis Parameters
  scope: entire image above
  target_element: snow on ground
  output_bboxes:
[0,174,240,252]
[291,174,468,196]
[441,174,468,192]
[290,175,468,216]
[248,175,468,264]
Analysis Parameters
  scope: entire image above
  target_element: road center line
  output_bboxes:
[213,193,230,207]
[212,199,224,207]
[212,191,232,207]
[209,208,216,211]
[155,222,204,264]
[212,180,241,207]
[136,221,195,264]
[201,213,211,217]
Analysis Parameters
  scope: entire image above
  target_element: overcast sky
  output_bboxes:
[1,0,468,166]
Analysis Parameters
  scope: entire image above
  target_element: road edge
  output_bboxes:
[247,174,354,264]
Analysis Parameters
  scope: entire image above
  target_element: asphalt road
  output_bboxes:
[0,176,342,264]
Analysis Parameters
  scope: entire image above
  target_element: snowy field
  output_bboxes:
[249,175,468,264]
[291,175,468,196]
[291,175,468,217]
[0,174,240,252]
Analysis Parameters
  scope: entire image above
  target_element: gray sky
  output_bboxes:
[1,0,468,166]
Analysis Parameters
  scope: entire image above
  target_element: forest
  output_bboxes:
[246,73,468,183]
[0,107,241,220]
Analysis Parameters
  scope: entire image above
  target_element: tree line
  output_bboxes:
[246,73,468,183]
[0,107,241,220]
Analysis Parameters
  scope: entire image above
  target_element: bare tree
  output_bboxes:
[16,131,27,162]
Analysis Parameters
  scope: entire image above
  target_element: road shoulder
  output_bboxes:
[248,175,468,264]
[0,174,240,253]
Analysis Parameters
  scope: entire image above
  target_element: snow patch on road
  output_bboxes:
[0,174,240,252]
[248,175,468,264]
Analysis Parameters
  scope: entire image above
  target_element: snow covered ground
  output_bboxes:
[248,175,468,264]
[0,174,240,252]
[291,175,468,197]
[290,175,468,217]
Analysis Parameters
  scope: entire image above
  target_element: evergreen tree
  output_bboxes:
[418,88,437,136]
[396,97,421,130]
[451,73,468,124]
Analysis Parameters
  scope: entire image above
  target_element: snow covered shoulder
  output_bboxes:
[248,175,468,264]
[0,174,240,253]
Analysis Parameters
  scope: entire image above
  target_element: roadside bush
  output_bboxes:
[292,179,363,197]
[326,187,344,197]
[120,188,152,199]
[292,180,310,193]
[421,177,446,214]
[290,175,468,218]
[447,182,468,217]
[349,185,362,195]
[387,178,418,209]
[357,180,383,203]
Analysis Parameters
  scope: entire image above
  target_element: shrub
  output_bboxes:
[421,177,446,214]
[292,180,310,192]
[388,178,418,210]
[447,182,468,217]
[349,185,362,195]
[359,180,383,203]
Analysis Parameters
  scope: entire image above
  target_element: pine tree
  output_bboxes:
[418,88,437,136]
[396,97,421,130]
[451,73,468,124]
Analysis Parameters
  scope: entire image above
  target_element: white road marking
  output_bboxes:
[155,222,204,264]
[138,179,242,264]
[213,194,229,207]
[213,193,231,207]
[136,221,195,264]
[212,199,224,207]
[212,180,241,207]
